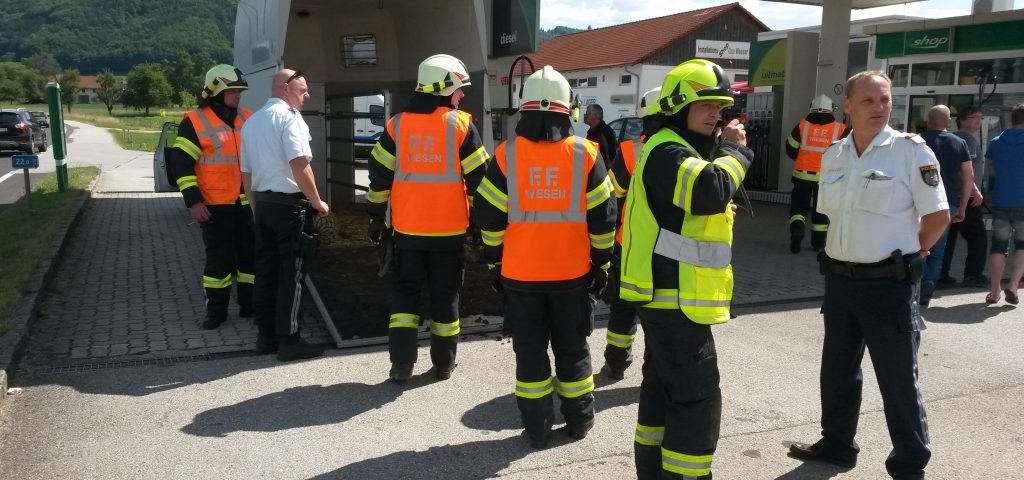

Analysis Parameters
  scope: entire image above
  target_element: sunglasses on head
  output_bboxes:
[286,70,303,84]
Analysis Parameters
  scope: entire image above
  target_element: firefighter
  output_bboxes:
[785,94,848,254]
[601,86,661,380]
[474,65,616,449]
[619,59,753,479]
[168,64,254,330]
[366,54,490,382]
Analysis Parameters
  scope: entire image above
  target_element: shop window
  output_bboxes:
[959,57,1024,85]
[847,41,870,79]
[890,95,908,132]
[911,62,955,87]
[888,64,909,87]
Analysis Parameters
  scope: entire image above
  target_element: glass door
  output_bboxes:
[908,95,939,134]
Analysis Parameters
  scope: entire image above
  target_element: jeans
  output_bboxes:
[923,227,950,285]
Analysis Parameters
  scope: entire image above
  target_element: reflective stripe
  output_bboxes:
[176,175,198,191]
[646,289,680,309]
[712,155,745,186]
[461,146,489,173]
[556,375,594,398]
[677,298,731,308]
[792,169,820,182]
[672,157,709,212]
[388,313,420,329]
[480,229,505,246]
[202,274,233,289]
[634,424,665,446]
[366,188,391,203]
[620,278,654,297]
[606,330,635,349]
[430,319,461,337]
[812,223,829,232]
[589,231,615,249]
[506,135,587,223]
[586,176,613,209]
[191,110,238,164]
[476,177,508,212]
[789,214,806,224]
[394,112,462,183]
[787,134,801,149]
[662,449,713,477]
[371,143,396,170]
[653,228,732,269]
[394,228,466,237]
[174,137,201,160]
[609,170,628,198]
[239,193,249,206]
[631,140,642,173]
[515,377,555,399]
[236,271,255,284]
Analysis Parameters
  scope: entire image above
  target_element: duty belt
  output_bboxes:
[822,255,902,280]
[254,191,305,207]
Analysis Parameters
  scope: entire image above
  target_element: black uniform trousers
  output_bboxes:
[605,245,638,371]
[253,200,313,338]
[635,308,721,480]
[941,202,988,279]
[790,176,829,249]
[506,286,595,440]
[388,248,464,368]
[820,271,931,480]
[200,204,255,320]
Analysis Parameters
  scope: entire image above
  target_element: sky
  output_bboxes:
[538,0,983,31]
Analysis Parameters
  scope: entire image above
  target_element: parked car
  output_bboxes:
[607,116,644,143]
[0,109,47,154]
[29,111,49,128]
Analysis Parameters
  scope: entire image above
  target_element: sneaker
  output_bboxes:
[276,337,324,361]
[202,316,226,330]
[434,363,456,380]
[390,363,414,383]
[255,335,279,354]
[962,275,990,288]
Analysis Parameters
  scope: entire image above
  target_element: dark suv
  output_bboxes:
[0,109,47,154]
[29,111,49,128]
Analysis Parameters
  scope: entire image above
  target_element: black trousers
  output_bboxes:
[635,308,720,480]
[790,176,829,249]
[388,248,464,367]
[506,286,595,440]
[820,271,930,480]
[941,202,988,279]
[253,201,312,338]
[200,204,255,320]
[605,247,638,370]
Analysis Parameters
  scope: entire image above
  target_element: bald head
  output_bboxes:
[271,68,309,110]
[927,105,951,131]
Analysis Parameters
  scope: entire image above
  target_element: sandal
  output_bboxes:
[985,292,999,304]
[1005,289,1019,305]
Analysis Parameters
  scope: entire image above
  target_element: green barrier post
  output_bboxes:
[46,82,69,192]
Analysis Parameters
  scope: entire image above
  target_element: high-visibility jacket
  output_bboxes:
[178,106,251,205]
[496,135,601,282]
[619,128,746,324]
[386,109,474,236]
[613,138,643,244]
[793,119,845,178]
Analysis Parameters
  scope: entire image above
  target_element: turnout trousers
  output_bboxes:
[635,308,720,480]
[789,176,829,250]
[506,286,596,441]
[820,271,931,480]
[941,202,989,279]
[388,248,464,368]
[200,204,255,321]
[253,201,313,338]
[605,245,638,371]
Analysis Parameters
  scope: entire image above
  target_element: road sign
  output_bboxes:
[11,155,39,169]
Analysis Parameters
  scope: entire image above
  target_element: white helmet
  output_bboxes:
[810,94,834,113]
[637,86,662,117]
[415,54,471,96]
[201,64,248,99]
[519,66,572,115]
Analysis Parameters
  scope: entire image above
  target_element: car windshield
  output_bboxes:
[1,112,22,124]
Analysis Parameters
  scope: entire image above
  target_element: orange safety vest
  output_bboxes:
[793,119,845,174]
[388,108,473,236]
[498,135,599,282]
[615,138,642,245]
[184,106,251,205]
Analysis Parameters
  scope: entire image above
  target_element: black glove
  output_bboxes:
[488,263,504,293]
[587,264,608,296]
[602,260,619,304]
[367,219,386,245]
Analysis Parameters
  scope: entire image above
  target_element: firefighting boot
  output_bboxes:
[390,363,414,383]
[276,335,324,361]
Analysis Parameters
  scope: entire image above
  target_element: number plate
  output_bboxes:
[11,155,39,169]
[0,127,7,133]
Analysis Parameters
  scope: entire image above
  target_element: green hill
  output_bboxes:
[0,0,238,75]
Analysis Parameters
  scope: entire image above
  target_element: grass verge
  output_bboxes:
[0,166,100,334]
[6,103,183,131]
[107,128,161,152]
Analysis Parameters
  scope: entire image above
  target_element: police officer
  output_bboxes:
[366,54,490,382]
[619,59,752,480]
[168,64,254,330]
[601,86,660,380]
[785,94,848,254]
[474,65,616,449]
[788,71,949,480]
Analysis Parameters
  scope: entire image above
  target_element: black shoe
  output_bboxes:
[567,419,595,440]
[788,440,857,469]
[811,242,825,252]
[601,364,625,381]
[239,307,254,318]
[920,282,935,307]
[255,335,279,354]
[962,275,990,288]
[276,337,324,361]
[202,316,226,330]
[390,363,414,383]
[790,236,802,254]
[434,363,456,380]
[936,276,958,289]
[528,431,551,449]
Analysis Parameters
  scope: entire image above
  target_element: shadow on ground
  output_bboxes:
[461,379,640,432]
[924,301,1014,324]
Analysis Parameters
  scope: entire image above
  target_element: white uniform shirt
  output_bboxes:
[817,125,949,263]
[240,98,312,193]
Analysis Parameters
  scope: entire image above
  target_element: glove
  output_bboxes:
[488,263,504,293]
[367,219,386,245]
[602,260,619,304]
[587,264,608,296]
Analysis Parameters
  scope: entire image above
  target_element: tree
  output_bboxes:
[177,90,196,109]
[22,52,61,79]
[0,61,37,104]
[59,68,81,112]
[97,70,124,115]
[123,63,173,115]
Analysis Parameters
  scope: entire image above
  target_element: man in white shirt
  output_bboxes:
[240,68,329,361]
[788,71,949,480]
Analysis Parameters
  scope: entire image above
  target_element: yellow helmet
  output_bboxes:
[415,54,471,96]
[656,59,733,115]
[201,64,248,99]
[519,66,572,115]
[637,86,662,117]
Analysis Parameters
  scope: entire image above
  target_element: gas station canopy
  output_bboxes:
[762,0,924,9]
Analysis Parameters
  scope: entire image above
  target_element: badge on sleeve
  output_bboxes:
[919,164,939,187]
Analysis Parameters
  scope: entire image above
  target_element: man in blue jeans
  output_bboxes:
[920,105,974,306]
[985,102,1024,305]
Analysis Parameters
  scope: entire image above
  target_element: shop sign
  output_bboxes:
[491,0,538,58]
[748,38,787,87]
[695,40,751,60]
[904,28,952,55]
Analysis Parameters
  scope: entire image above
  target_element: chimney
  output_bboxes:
[972,0,1015,13]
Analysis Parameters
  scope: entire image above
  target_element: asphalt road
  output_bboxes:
[0,125,72,214]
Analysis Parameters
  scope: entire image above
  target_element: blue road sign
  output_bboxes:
[12,155,39,169]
